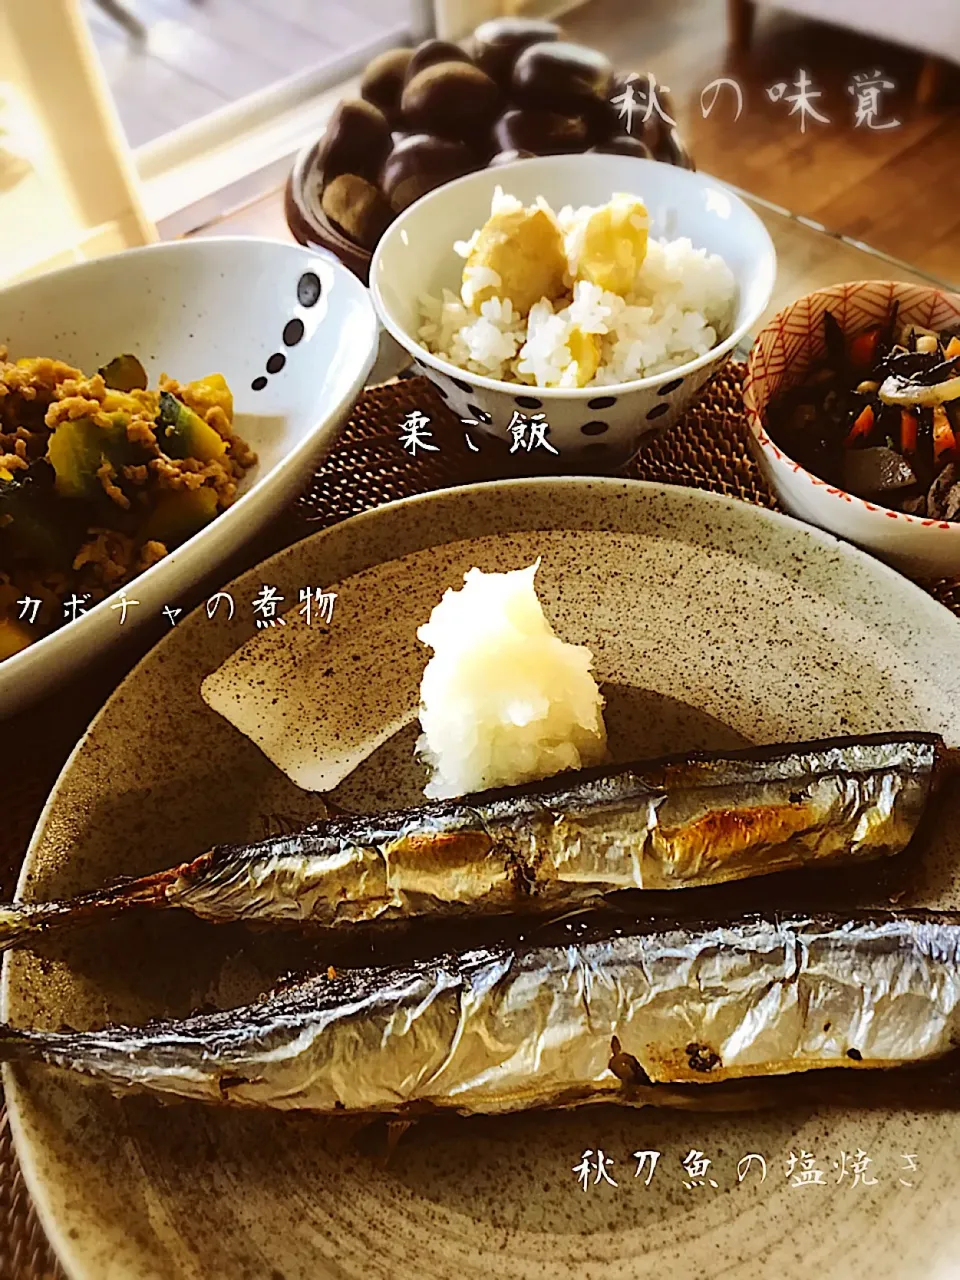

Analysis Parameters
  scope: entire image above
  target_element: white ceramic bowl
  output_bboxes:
[0,236,379,716]
[743,279,960,580]
[370,152,776,461]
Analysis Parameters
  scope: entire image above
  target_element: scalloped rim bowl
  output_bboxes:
[743,279,960,579]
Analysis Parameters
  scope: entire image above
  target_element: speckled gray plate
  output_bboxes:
[4,478,960,1280]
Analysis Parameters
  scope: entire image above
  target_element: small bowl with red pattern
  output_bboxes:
[743,280,960,580]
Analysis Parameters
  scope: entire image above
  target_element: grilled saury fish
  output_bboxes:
[0,732,951,952]
[3,910,960,1113]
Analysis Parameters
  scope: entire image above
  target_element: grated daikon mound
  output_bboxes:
[415,560,607,799]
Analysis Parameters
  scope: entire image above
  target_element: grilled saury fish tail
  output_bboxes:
[3,909,960,1114]
[0,732,952,951]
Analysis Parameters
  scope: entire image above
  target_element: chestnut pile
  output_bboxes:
[315,17,692,252]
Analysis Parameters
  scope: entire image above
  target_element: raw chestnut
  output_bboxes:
[404,39,471,85]
[360,48,413,126]
[381,133,478,212]
[471,17,561,86]
[512,41,614,123]
[317,98,391,183]
[591,134,653,159]
[321,173,394,248]
[493,107,587,155]
[401,61,502,142]
[301,25,694,264]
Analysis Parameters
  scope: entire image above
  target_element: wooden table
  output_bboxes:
[1,178,957,1280]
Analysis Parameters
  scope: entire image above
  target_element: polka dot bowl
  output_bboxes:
[369,152,775,464]
[743,280,960,579]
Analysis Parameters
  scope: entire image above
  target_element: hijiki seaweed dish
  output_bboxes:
[0,351,255,660]
[765,307,960,520]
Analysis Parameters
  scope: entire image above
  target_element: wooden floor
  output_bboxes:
[89,0,960,281]
[564,0,960,282]
[83,0,407,148]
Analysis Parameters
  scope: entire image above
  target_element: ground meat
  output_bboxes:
[1,353,254,656]
[1,358,79,434]
[0,428,43,462]
[148,455,238,505]
[230,433,257,471]
[127,417,160,450]
[96,461,130,510]
[138,540,168,571]
[45,393,112,431]
[46,377,161,442]
[149,456,207,490]
[72,529,137,588]
[1,357,81,400]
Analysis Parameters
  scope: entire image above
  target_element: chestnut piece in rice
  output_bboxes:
[416,186,735,391]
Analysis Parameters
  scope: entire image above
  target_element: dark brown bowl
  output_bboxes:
[285,139,374,286]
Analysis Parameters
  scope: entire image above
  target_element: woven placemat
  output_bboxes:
[1,362,957,1279]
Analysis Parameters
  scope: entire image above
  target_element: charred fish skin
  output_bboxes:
[4,909,960,1116]
[168,732,944,925]
[0,732,948,952]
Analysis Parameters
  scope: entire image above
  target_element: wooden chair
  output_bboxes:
[727,0,958,106]
[0,0,156,285]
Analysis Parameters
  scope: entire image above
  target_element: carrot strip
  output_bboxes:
[845,403,874,446]
[946,336,960,360]
[848,327,881,372]
[900,410,918,455]
[933,405,957,463]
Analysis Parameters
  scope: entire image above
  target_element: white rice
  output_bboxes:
[415,561,607,799]
[417,188,737,388]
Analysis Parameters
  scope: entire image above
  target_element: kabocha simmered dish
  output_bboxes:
[0,351,256,660]
[765,307,960,520]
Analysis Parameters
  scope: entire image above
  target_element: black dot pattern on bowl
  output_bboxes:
[256,276,319,391]
[297,272,322,307]
[433,382,449,400]
[283,318,305,347]
[580,420,609,436]
[467,403,492,424]
[646,403,670,420]
[657,377,683,396]
[451,377,473,393]
[515,395,542,409]
[587,396,617,410]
